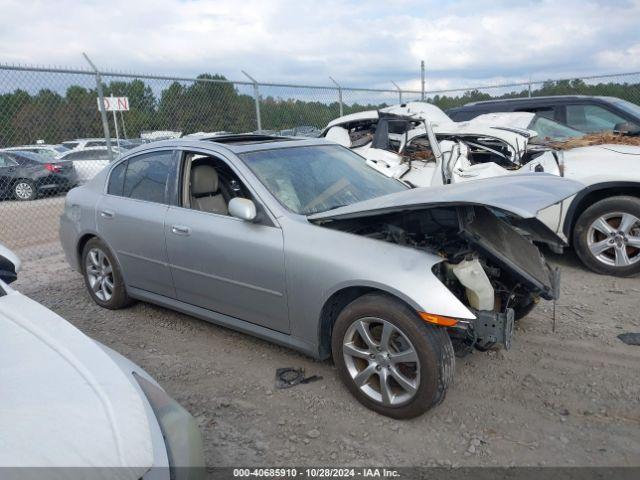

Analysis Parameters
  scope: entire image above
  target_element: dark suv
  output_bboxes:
[447,95,640,135]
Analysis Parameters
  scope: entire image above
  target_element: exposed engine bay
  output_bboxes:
[317,205,560,353]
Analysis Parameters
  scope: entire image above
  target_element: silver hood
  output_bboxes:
[308,174,584,222]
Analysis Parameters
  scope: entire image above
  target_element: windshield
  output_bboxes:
[528,116,584,142]
[240,145,407,215]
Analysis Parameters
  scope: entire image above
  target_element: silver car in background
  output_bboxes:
[58,146,124,184]
[60,135,582,418]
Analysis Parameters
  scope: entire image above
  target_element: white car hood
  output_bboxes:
[432,121,536,146]
[592,144,640,155]
[0,288,153,477]
[463,112,536,131]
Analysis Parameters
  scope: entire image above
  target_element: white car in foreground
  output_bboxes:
[323,104,640,276]
[0,244,205,479]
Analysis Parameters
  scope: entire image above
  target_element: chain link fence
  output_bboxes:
[2,62,640,260]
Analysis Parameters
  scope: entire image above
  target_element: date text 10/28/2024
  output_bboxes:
[233,468,401,478]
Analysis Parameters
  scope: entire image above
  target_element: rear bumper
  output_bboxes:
[59,211,80,272]
[36,172,78,191]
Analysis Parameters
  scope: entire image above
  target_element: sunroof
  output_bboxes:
[205,134,295,145]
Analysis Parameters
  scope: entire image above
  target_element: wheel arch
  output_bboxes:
[563,182,640,239]
[76,233,99,272]
[317,286,422,360]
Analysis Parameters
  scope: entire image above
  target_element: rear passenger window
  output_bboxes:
[107,161,127,196]
[122,151,174,203]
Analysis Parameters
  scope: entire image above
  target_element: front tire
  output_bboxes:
[331,293,454,419]
[82,238,133,309]
[573,196,640,277]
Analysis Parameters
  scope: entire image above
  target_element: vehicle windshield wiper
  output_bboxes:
[308,203,351,215]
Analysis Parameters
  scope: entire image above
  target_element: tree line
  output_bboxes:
[1,74,639,147]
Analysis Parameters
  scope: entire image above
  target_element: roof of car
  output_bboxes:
[461,95,619,108]
[3,144,61,149]
[124,134,332,155]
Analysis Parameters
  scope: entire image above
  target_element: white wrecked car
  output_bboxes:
[322,105,640,277]
[0,244,205,478]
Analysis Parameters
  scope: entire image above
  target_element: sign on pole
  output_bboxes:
[96,96,129,111]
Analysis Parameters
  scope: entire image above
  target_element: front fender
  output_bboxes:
[283,218,476,351]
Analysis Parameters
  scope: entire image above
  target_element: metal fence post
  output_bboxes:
[421,60,426,101]
[329,76,344,117]
[242,71,262,133]
[391,81,403,104]
[82,53,113,161]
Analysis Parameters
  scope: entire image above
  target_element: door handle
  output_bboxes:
[171,225,191,236]
[100,209,115,219]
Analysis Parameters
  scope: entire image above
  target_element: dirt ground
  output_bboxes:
[10,239,640,468]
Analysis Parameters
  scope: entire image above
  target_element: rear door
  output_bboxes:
[97,150,178,298]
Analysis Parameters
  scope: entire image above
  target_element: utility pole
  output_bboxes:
[110,95,120,149]
[119,110,127,139]
[391,81,402,104]
[242,70,262,133]
[82,53,113,161]
[421,60,426,101]
[329,76,343,117]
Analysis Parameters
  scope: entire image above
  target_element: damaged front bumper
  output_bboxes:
[451,266,560,351]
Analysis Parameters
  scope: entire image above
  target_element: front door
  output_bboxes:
[164,151,290,333]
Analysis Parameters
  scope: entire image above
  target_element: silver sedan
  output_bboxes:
[60,135,582,418]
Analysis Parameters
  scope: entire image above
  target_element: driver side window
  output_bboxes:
[181,152,254,218]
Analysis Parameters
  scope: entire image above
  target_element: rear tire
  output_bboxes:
[82,238,133,309]
[13,179,36,201]
[331,292,454,419]
[573,196,640,277]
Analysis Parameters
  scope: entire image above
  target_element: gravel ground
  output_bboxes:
[11,241,640,468]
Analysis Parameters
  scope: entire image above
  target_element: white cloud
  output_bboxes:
[1,0,639,90]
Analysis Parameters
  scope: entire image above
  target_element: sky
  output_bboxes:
[2,0,640,92]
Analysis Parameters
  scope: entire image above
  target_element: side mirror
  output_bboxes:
[0,244,21,284]
[228,198,257,222]
[614,121,638,134]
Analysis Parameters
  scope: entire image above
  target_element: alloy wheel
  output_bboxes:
[14,182,33,200]
[85,247,114,301]
[342,317,420,406]
[587,212,640,267]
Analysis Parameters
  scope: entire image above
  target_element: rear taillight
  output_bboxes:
[44,163,61,173]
